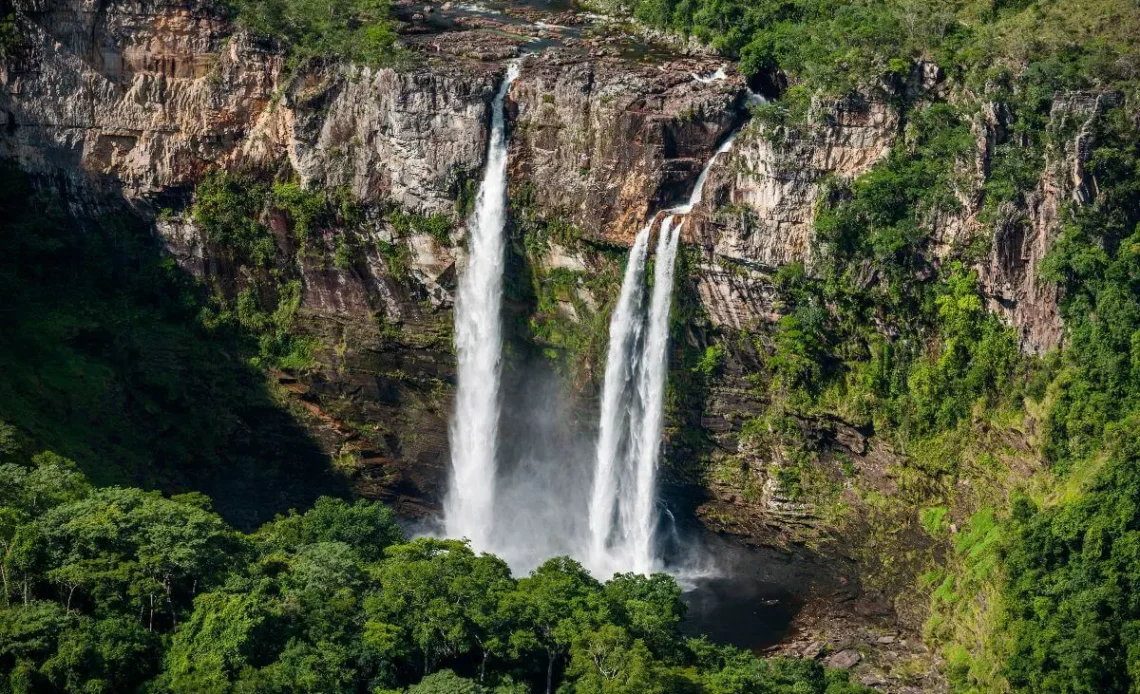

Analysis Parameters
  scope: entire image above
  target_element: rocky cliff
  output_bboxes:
[1,0,747,513]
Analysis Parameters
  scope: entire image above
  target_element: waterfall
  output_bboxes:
[673,130,741,214]
[587,224,652,572]
[629,215,682,574]
[586,125,743,576]
[444,61,521,551]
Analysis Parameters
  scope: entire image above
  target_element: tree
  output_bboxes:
[366,538,513,677]
[457,550,515,682]
[232,0,398,66]
[161,589,284,694]
[42,615,157,693]
[602,573,686,658]
[409,669,486,694]
[506,557,606,694]
[0,601,71,684]
[256,497,402,563]
[39,487,237,630]
[0,452,90,515]
[562,625,676,694]
[0,452,89,607]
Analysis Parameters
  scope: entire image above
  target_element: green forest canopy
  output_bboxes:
[0,450,870,694]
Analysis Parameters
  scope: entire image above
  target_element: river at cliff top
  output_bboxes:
[394,0,680,62]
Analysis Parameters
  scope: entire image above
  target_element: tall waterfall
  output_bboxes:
[444,61,521,551]
[628,215,682,574]
[587,225,652,572]
[587,127,743,576]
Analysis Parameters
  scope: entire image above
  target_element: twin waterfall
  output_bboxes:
[586,132,741,575]
[444,59,742,577]
[585,216,681,575]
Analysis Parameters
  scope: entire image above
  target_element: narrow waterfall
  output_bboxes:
[444,61,521,551]
[587,224,652,572]
[628,215,682,574]
[587,126,744,576]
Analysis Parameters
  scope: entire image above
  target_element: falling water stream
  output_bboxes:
[587,226,652,571]
[629,215,682,573]
[585,127,745,577]
[444,60,522,551]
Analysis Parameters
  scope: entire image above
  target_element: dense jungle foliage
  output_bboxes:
[0,449,872,694]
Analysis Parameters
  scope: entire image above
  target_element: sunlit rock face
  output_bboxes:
[694,96,898,270]
[510,51,744,243]
[974,91,1122,354]
[683,96,899,330]
[1,0,499,208]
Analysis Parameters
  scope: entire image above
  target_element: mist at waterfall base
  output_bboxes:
[436,66,793,648]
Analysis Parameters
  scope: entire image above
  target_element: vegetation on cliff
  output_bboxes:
[621,0,1139,98]
[227,0,398,66]
[0,163,343,529]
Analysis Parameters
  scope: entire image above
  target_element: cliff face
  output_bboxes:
[4,0,1116,533]
[1,0,745,511]
[694,96,899,273]
[510,51,743,242]
[976,91,1122,353]
[3,1,279,196]
[4,0,1112,517]
[685,96,899,329]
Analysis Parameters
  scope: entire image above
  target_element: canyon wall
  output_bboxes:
[0,0,746,512]
[2,0,1112,515]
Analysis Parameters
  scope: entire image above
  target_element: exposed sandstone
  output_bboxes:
[978,91,1122,353]
[511,51,744,243]
[684,96,899,329]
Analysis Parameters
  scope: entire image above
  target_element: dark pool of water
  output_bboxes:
[659,500,845,653]
[681,574,801,652]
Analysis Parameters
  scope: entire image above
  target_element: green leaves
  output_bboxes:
[256,497,402,563]
[162,590,282,694]
[0,448,865,694]
[192,170,276,268]
[366,538,514,674]
[39,487,238,625]
[230,0,398,67]
[1000,447,1140,692]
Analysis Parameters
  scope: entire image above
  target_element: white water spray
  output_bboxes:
[692,65,729,84]
[444,61,521,551]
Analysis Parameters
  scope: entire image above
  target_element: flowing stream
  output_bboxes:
[444,61,521,551]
